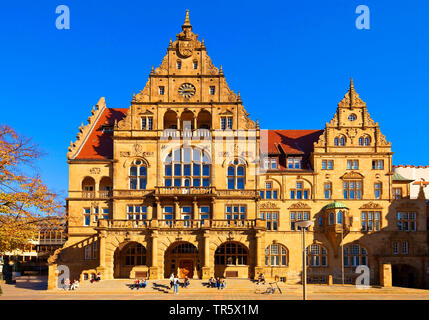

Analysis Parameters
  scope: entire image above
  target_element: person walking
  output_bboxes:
[173,274,179,294]
[169,273,174,289]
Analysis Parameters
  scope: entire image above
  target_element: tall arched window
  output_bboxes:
[164,147,210,187]
[124,243,147,266]
[337,211,343,224]
[359,136,371,146]
[129,160,147,190]
[215,242,248,265]
[227,159,245,190]
[334,136,346,146]
[306,244,328,267]
[329,212,335,225]
[343,244,368,266]
[265,244,288,266]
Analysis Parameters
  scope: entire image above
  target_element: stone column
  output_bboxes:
[211,198,220,220]
[380,263,392,287]
[254,231,264,279]
[156,199,161,220]
[193,198,198,220]
[149,231,159,279]
[96,229,109,279]
[147,203,153,220]
[174,199,180,220]
[201,232,211,279]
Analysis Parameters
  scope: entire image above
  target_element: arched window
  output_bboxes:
[306,244,328,267]
[359,136,371,146]
[265,244,288,266]
[334,136,346,146]
[329,212,335,225]
[129,160,147,190]
[343,244,368,266]
[124,243,147,266]
[337,211,343,224]
[164,147,210,187]
[227,159,245,190]
[214,242,248,265]
[171,243,198,254]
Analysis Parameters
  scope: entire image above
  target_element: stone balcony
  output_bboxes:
[96,219,265,230]
[155,186,215,196]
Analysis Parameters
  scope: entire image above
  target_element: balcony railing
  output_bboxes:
[97,219,262,230]
[160,129,212,139]
[155,186,215,196]
[81,191,112,199]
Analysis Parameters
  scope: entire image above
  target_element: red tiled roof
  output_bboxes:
[260,130,324,170]
[75,108,128,160]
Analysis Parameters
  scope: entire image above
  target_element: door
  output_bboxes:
[179,260,193,278]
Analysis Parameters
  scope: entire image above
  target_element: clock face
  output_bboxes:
[178,83,196,98]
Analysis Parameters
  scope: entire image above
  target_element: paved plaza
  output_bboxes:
[1,276,429,300]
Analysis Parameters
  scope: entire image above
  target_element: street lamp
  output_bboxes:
[296,220,314,301]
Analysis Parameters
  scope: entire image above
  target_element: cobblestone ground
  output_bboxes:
[1,276,429,300]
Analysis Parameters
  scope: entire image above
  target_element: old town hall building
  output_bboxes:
[48,11,429,289]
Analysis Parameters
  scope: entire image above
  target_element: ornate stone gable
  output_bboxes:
[288,202,311,210]
[341,171,365,180]
[314,79,391,149]
[360,202,383,209]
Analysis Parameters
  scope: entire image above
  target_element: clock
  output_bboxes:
[178,83,196,98]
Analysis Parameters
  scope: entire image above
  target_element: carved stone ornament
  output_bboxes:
[288,202,311,210]
[258,201,280,209]
[120,151,130,157]
[90,168,101,174]
[178,40,194,57]
[360,202,383,209]
[341,171,364,180]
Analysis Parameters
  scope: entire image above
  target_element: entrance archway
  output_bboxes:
[113,242,147,278]
[392,264,418,288]
[164,242,199,278]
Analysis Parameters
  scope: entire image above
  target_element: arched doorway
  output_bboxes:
[214,241,249,278]
[392,264,418,288]
[113,242,147,278]
[164,242,199,278]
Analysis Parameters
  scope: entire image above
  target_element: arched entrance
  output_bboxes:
[392,264,418,288]
[113,242,147,278]
[164,242,199,278]
[214,241,249,278]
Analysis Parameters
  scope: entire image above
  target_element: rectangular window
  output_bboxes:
[102,208,109,220]
[397,211,416,231]
[347,160,359,170]
[288,157,302,169]
[181,206,192,213]
[393,241,399,254]
[402,241,409,254]
[227,117,233,129]
[177,61,182,69]
[141,116,153,130]
[220,116,233,130]
[393,188,402,199]
[361,211,381,231]
[374,183,382,199]
[290,212,311,231]
[343,180,362,199]
[209,86,215,95]
[193,61,198,69]
[372,160,384,170]
[324,183,332,199]
[260,211,278,231]
[321,160,333,170]
[163,206,174,214]
[159,86,165,95]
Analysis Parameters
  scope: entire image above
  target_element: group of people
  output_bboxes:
[256,273,266,285]
[169,273,191,294]
[208,277,226,290]
[131,278,147,290]
[90,272,101,283]
[63,279,79,290]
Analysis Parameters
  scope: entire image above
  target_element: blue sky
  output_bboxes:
[0,0,428,201]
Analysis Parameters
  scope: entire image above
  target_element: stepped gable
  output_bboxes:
[74,107,128,160]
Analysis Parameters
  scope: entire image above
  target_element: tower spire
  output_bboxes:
[350,77,355,92]
[183,9,191,27]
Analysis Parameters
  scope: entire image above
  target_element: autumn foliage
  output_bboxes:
[0,125,63,254]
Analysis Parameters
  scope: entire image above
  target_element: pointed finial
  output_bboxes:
[256,119,260,129]
[169,38,172,47]
[220,65,223,74]
[183,9,191,27]
[151,65,154,74]
[418,183,426,200]
[350,77,355,91]
[237,91,241,102]
[201,38,205,48]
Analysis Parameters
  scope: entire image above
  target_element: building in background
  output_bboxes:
[48,11,429,289]
[393,166,429,199]
[1,219,66,275]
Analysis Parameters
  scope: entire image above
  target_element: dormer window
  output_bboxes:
[287,157,302,169]
[263,157,278,170]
